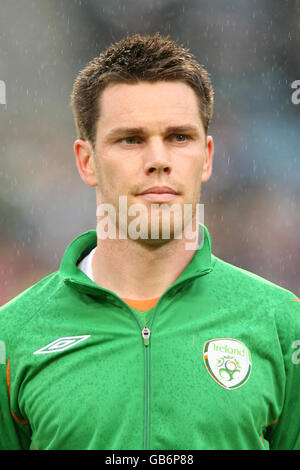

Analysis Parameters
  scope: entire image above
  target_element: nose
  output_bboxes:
[146,162,171,175]
[143,138,172,176]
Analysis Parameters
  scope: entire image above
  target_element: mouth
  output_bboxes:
[136,186,179,203]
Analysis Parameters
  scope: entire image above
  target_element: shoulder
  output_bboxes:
[211,254,299,303]
[211,254,300,338]
[0,271,63,340]
[211,254,300,326]
[210,255,300,362]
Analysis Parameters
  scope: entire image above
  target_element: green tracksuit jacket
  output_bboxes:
[0,225,300,450]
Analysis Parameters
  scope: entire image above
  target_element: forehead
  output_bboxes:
[97,81,202,130]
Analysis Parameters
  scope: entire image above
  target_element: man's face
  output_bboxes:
[77,80,213,244]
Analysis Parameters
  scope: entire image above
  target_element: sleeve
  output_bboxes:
[0,351,31,450]
[266,297,300,450]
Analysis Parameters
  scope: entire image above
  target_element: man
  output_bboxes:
[0,33,299,451]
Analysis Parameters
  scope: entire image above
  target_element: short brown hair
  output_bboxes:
[70,33,214,146]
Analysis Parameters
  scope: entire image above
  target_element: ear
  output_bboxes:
[201,136,214,183]
[74,139,98,187]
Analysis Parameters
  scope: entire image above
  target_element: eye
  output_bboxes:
[121,136,141,145]
[173,134,188,142]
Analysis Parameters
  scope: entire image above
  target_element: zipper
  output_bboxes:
[138,272,211,450]
[142,326,151,346]
[142,327,151,449]
[68,267,212,449]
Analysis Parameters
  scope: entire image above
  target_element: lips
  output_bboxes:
[138,186,178,195]
[136,186,179,202]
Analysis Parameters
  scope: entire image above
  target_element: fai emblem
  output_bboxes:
[203,338,252,390]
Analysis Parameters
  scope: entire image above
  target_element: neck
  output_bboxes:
[92,223,198,300]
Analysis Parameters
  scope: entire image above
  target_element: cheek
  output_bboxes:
[96,158,135,197]
[185,156,203,182]
[183,158,205,199]
[94,152,116,182]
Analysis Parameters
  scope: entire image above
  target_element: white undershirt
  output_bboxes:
[77,247,96,282]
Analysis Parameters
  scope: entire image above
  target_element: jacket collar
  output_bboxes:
[59,224,213,296]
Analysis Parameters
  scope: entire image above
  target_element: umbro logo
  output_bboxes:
[33,335,91,355]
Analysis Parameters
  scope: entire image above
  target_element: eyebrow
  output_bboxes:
[105,125,201,141]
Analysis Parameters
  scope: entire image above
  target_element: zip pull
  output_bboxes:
[142,327,151,347]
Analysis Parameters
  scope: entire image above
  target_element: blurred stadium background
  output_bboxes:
[0,0,299,304]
